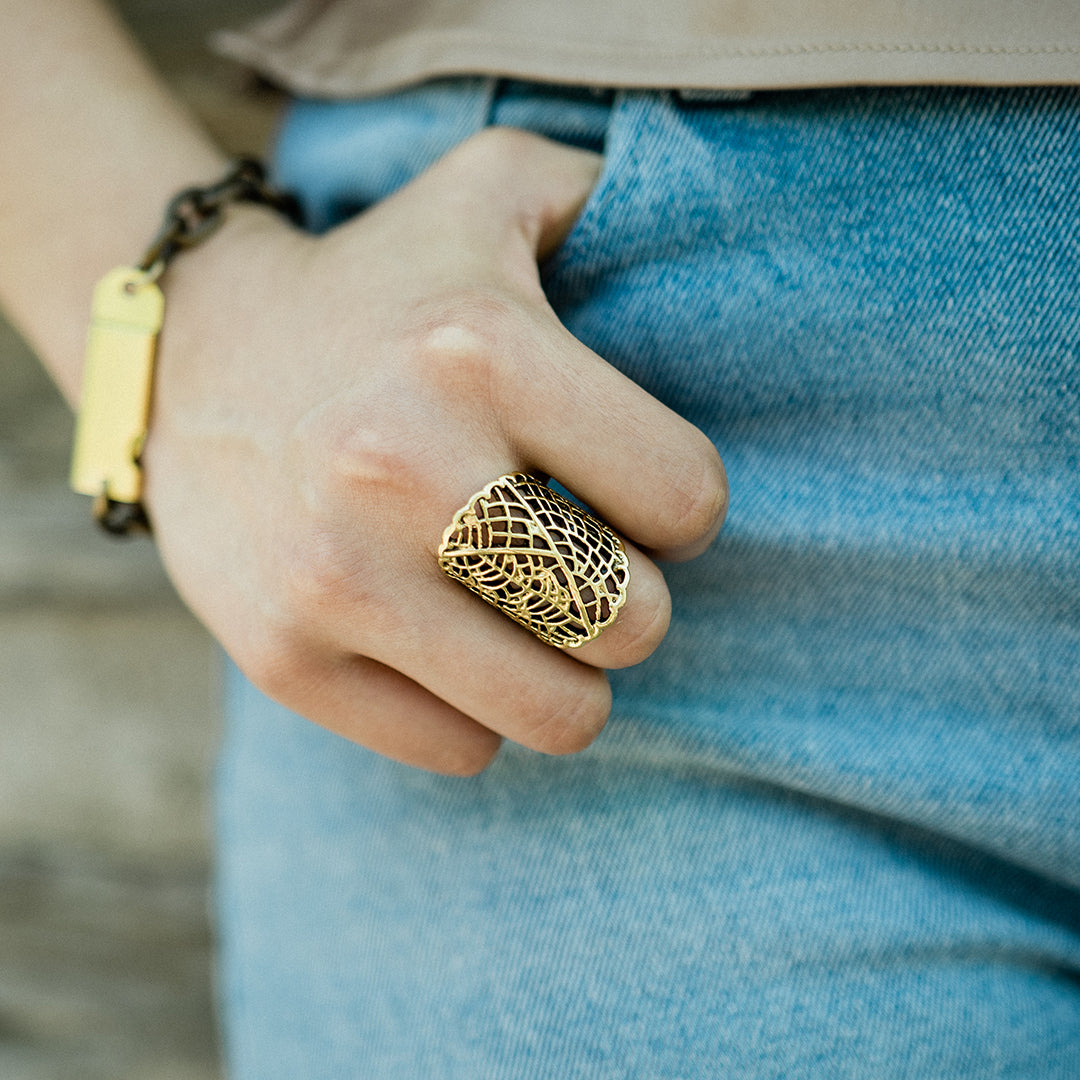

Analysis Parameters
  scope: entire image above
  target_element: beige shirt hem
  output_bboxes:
[216,31,1080,97]
[214,0,1080,98]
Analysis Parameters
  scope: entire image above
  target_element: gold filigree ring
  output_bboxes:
[438,473,630,648]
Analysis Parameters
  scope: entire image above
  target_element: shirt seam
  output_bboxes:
[243,28,1080,61]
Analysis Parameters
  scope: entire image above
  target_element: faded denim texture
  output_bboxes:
[217,81,1080,1077]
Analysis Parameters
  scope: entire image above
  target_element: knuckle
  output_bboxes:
[289,374,440,514]
[333,429,424,508]
[278,526,363,618]
[517,676,611,756]
[665,442,729,545]
[408,294,515,399]
[431,735,502,777]
[415,322,493,399]
[272,525,402,650]
[315,403,427,503]
[601,583,671,670]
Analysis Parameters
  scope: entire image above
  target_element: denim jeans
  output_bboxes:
[216,81,1080,1077]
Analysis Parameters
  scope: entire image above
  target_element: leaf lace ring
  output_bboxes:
[438,473,630,648]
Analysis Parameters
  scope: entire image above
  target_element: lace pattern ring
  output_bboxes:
[437,473,630,648]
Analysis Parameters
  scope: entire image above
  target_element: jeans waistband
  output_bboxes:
[488,79,615,154]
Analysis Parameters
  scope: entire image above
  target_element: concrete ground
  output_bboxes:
[1,4,283,1076]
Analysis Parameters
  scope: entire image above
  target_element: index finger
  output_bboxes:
[501,321,728,559]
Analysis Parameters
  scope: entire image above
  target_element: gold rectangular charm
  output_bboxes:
[70,266,164,504]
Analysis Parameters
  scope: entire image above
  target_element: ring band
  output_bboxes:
[438,472,630,648]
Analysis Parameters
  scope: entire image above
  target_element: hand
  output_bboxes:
[141,127,728,774]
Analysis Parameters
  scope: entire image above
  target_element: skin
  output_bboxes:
[0,0,728,774]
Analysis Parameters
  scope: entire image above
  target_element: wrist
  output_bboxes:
[69,164,303,534]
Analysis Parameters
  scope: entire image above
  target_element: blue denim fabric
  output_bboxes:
[217,81,1080,1077]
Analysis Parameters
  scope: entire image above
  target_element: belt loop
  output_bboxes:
[674,88,754,105]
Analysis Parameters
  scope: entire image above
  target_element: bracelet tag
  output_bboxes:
[70,266,164,504]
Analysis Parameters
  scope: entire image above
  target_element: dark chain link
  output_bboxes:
[94,494,152,537]
[136,158,301,274]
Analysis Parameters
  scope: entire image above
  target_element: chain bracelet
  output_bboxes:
[136,158,301,276]
[70,159,301,537]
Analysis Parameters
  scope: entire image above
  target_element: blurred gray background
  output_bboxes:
[1,3,282,1076]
